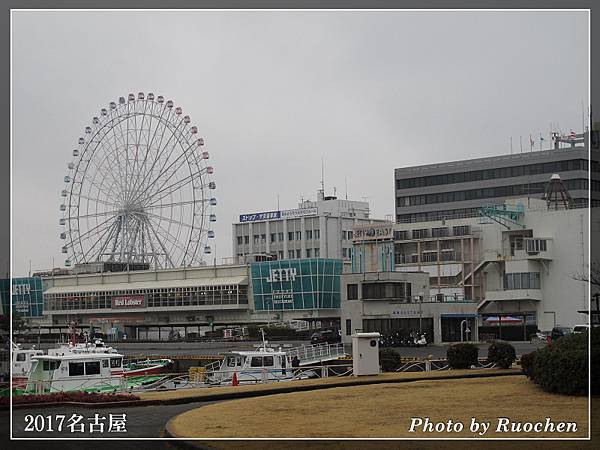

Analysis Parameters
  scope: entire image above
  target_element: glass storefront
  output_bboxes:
[251,258,342,310]
[0,277,45,318]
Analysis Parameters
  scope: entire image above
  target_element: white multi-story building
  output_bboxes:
[392,197,591,337]
[232,190,384,262]
[343,196,593,343]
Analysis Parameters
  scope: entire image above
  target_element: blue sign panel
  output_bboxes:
[0,277,45,318]
[251,258,342,311]
[239,211,281,223]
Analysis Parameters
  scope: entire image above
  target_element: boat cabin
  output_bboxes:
[210,347,292,384]
[26,353,125,394]
[12,345,44,380]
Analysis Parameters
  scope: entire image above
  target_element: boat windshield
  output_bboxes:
[250,356,274,367]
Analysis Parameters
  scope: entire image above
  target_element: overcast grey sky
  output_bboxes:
[11,10,588,276]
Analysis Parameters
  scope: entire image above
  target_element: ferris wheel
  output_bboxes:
[59,92,217,269]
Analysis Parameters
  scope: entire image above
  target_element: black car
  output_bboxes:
[310,329,341,345]
[550,326,573,341]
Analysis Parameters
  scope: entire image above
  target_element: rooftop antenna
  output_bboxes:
[277,194,280,210]
[345,176,348,200]
[321,156,325,193]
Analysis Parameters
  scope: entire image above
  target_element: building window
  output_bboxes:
[394,230,409,240]
[278,232,284,241]
[261,234,266,243]
[314,248,320,257]
[314,229,320,239]
[421,251,437,263]
[346,319,352,336]
[347,284,358,300]
[237,236,243,245]
[525,238,547,253]
[288,250,295,259]
[244,236,249,244]
[306,230,313,240]
[347,230,353,240]
[412,229,428,239]
[253,234,260,244]
[431,227,448,238]
[296,231,302,240]
[504,272,541,290]
[306,248,312,258]
[296,249,301,259]
[270,233,276,243]
[288,232,294,241]
[453,226,470,236]
[278,251,284,259]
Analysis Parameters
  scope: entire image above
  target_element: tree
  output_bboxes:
[572,261,600,289]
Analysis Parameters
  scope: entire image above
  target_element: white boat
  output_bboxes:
[26,352,126,394]
[206,346,294,385]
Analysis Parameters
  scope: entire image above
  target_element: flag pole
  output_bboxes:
[519,136,523,153]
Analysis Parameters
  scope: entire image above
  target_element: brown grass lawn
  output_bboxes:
[168,376,588,441]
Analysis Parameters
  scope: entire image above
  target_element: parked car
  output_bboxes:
[310,329,341,345]
[550,326,573,341]
[572,324,589,334]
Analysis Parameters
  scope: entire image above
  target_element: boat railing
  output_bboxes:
[136,362,354,391]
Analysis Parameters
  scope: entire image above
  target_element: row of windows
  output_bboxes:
[396,159,589,190]
[394,226,470,240]
[504,272,541,290]
[289,248,321,259]
[237,230,321,245]
[525,238,548,253]
[396,198,591,223]
[45,286,247,311]
[395,251,458,264]
[347,282,413,300]
[397,179,589,208]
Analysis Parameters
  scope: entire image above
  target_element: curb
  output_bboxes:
[5,370,522,411]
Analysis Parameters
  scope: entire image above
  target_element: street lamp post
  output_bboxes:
[418,292,424,335]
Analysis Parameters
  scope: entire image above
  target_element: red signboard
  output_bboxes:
[111,295,146,309]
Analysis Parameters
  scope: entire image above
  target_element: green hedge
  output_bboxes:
[521,330,591,396]
[487,342,516,369]
[446,343,478,369]
[379,348,402,372]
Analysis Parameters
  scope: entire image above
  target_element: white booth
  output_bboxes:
[351,332,381,376]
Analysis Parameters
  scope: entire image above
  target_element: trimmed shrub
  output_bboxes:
[379,348,402,372]
[520,351,537,379]
[487,342,516,368]
[526,331,589,396]
[446,343,478,369]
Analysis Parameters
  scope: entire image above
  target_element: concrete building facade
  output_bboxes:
[233,191,383,263]
[395,136,597,223]
[392,197,591,338]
